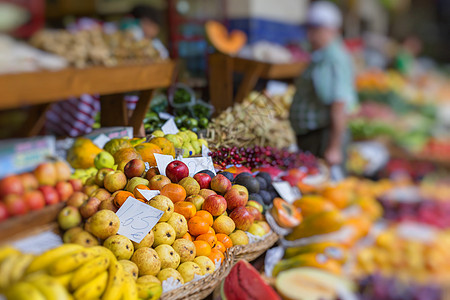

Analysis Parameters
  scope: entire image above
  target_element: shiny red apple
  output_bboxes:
[229,206,254,231]
[4,194,28,216]
[0,175,24,196]
[68,179,83,192]
[165,160,189,183]
[202,195,227,216]
[224,187,248,210]
[20,173,39,191]
[55,181,74,202]
[210,174,232,195]
[24,190,46,211]
[245,205,262,221]
[38,185,60,205]
[193,173,211,189]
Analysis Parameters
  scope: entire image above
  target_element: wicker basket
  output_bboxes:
[160,247,234,300]
[232,231,279,262]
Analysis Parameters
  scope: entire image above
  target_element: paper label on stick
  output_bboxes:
[161,119,179,135]
[137,189,160,201]
[272,181,301,203]
[159,112,174,120]
[116,197,164,243]
[154,154,216,177]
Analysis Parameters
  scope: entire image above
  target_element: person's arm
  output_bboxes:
[325,101,346,165]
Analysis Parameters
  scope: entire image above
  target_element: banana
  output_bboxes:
[29,275,71,300]
[102,260,125,300]
[48,247,98,276]
[27,244,83,274]
[10,253,35,284]
[0,253,21,290]
[73,271,108,300]
[4,282,46,300]
[90,246,117,262]
[0,246,20,263]
[70,255,110,291]
[121,274,138,300]
[136,282,162,300]
[54,272,74,290]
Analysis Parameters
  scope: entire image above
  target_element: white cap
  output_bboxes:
[305,1,342,29]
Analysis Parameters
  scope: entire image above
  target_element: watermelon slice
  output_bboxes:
[221,260,280,300]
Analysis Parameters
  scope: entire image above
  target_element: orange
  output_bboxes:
[208,248,225,264]
[214,241,226,253]
[160,183,187,203]
[322,186,351,209]
[182,232,193,242]
[196,233,217,248]
[216,233,233,249]
[195,210,214,226]
[194,240,211,257]
[113,191,134,207]
[206,227,215,235]
[135,143,162,166]
[188,216,209,236]
[134,184,150,200]
[174,201,197,220]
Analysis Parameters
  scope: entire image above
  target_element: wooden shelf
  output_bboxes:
[0,61,175,136]
[209,53,306,114]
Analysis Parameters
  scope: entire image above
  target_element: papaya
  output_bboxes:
[135,143,163,166]
[149,137,175,157]
[285,210,344,241]
[205,21,247,55]
[66,137,102,169]
[130,137,146,147]
[273,253,342,277]
[322,186,352,209]
[284,242,347,263]
[103,138,133,155]
[293,195,336,218]
[271,198,302,228]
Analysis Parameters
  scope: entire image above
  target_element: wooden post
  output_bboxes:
[129,89,154,137]
[234,63,264,103]
[209,53,233,115]
[16,103,52,137]
[100,93,128,127]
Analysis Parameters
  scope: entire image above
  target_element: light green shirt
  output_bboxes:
[289,39,357,134]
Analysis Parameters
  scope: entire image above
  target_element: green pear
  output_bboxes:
[155,245,180,269]
[198,139,208,148]
[184,130,198,142]
[177,262,202,283]
[191,140,201,155]
[157,268,184,285]
[181,142,195,158]
[152,222,176,247]
[94,151,115,169]
[165,134,183,148]
[177,132,189,143]
[152,130,165,137]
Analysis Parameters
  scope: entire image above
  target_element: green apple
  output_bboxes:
[152,130,165,137]
[191,140,201,155]
[94,151,115,169]
[165,134,183,148]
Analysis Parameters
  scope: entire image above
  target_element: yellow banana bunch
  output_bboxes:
[73,271,108,300]
[70,255,110,290]
[0,246,20,263]
[9,253,35,284]
[4,282,46,300]
[121,274,138,300]
[27,244,83,274]
[28,275,71,300]
[0,252,21,289]
[102,260,126,300]
[48,247,98,276]
[54,272,73,290]
[137,282,163,300]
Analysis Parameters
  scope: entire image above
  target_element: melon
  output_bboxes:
[221,260,280,300]
[275,267,355,300]
[205,21,247,55]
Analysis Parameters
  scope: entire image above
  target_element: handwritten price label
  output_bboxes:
[161,118,179,135]
[154,154,216,177]
[116,197,164,243]
[272,181,301,204]
[136,189,160,201]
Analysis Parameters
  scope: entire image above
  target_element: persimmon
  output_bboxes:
[160,183,187,203]
[188,216,209,236]
[195,210,214,226]
[196,233,217,248]
[174,201,197,220]
[182,232,193,242]
[193,240,211,257]
[113,191,134,207]
[213,241,226,253]
[208,248,225,264]
[215,233,233,249]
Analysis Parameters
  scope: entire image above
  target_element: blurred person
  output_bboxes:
[289,1,356,171]
[393,35,422,75]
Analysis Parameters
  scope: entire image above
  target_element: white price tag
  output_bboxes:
[13,231,63,254]
[116,197,164,243]
[92,134,110,148]
[272,181,301,203]
[181,157,216,177]
[137,189,160,201]
[161,119,179,135]
[155,154,216,177]
[159,112,174,120]
[201,144,211,158]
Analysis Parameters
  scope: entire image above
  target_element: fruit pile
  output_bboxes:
[144,113,210,134]
[0,244,161,300]
[210,146,318,171]
[0,161,81,221]
[56,158,272,297]
[150,129,209,158]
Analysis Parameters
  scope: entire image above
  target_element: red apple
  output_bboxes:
[229,207,254,231]
[0,175,24,196]
[20,173,39,191]
[55,181,74,202]
[4,194,28,216]
[54,161,71,182]
[38,185,60,205]
[34,162,57,186]
[245,205,262,221]
[193,173,212,189]
[198,189,216,199]
[24,190,45,211]
[145,167,159,181]
[210,174,232,195]
[124,159,146,179]
[165,160,189,183]
[149,175,171,190]
[66,191,88,208]
[0,203,8,221]
[68,179,83,192]
[247,200,263,213]
[202,195,227,216]
[224,187,248,210]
